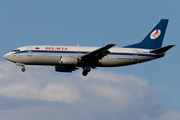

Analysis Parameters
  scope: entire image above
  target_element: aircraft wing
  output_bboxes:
[80,44,116,60]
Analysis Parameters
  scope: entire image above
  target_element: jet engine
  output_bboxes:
[55,65,78,72]
[59,56,78,65]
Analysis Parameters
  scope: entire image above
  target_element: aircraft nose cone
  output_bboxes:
[4,53,11,61]
[4,54,8,60]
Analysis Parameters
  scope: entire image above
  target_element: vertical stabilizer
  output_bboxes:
[124,19,169,49]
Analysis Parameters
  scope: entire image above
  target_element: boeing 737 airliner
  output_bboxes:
[4,19,174,76]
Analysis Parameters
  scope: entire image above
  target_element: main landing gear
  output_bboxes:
[82,66,91,76]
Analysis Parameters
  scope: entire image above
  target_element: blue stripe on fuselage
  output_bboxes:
[13,50,164,58]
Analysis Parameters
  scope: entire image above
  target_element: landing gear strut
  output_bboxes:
[82,66,91,76]
[15,63,26,72]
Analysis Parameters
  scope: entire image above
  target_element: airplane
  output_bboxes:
[4,19,175,76]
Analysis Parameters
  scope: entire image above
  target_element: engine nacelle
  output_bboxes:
[55,65,78,72]
[59,56,78,65]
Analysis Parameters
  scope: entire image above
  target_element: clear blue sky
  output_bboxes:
[0,0,180,120]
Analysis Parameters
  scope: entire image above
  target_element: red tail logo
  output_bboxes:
[150,29,161,39]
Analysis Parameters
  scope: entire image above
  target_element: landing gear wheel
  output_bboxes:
[82,70,88,76]
[22,67,26,72]
[82,67,91,76]
[86,66,91,72]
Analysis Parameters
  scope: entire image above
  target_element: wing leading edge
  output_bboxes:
[80,44,116,60]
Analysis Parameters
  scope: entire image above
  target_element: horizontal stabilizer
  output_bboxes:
[150,45,175,54]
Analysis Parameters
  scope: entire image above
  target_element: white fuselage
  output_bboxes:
[4,45,164,67]
[3,19,172,76]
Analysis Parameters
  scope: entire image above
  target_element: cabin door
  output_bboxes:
[27,47,33,56]
[133,50,138,60]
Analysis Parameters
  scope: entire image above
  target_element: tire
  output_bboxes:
[85,67,91,72]
[22,68,25,72]
[82,70,88,76]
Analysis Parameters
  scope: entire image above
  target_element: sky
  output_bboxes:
[0,0,180,120]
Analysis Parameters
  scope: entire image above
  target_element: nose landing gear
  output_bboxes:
[82,66,91,76]
[22,67,26,72]
[15,63,26,72]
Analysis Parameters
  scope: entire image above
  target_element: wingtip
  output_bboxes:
[107,44,116,46]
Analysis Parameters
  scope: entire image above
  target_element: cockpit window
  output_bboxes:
[12,49,20,52]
